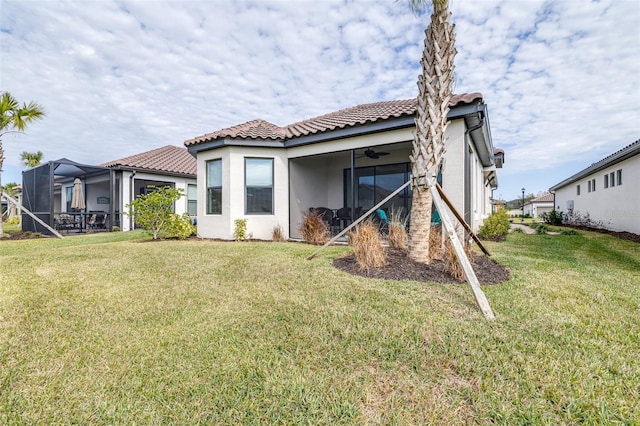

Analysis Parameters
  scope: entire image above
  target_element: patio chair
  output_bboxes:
[88,213,107,229]
[375,209,390,234]
[336,207,352,229]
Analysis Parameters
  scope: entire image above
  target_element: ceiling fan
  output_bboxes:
[358,148,390,159]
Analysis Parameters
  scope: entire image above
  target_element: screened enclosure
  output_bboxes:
[21,158,116,235]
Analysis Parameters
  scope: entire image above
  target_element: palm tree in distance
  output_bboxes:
[406,0,457,264]
[0,91,45,237]
[20,150,44,168]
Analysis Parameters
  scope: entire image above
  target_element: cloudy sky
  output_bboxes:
[1,0,638,200]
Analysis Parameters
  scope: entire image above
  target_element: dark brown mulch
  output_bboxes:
[333,248,510,284]
[1,231,46,240]
[564,225,640,243]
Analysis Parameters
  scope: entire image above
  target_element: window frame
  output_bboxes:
[616,169,622,185]
[245,157,274,215]
[187,183,197,216]
[610,172,615,187]
[577,184,580,196]
[604,174,609,188]
[206,159,222,215]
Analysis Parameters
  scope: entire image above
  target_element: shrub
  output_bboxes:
[541,209,563,225]
[5,216,19,225]
[299,210,329,245]
[272,224,286,242]
[233,219,248,241]
[478,209,510,240]
[348,219,386,270]
[165,213,196,239]
[126,186,185,239]
[560,228,579,236]
[534,223,549,234]
[388,208,408,251]
[429,224,444,259]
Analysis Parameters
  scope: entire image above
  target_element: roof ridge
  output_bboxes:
[185,93,483,147]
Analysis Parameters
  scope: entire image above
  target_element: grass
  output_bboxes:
[1,230,639,424]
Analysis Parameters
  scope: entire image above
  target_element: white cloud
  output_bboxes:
[1,0,638,199]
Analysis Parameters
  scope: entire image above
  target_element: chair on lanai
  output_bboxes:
[335,207,352,230]
[312,207,339,234]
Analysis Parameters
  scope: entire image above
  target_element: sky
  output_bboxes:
[1,0,639,201]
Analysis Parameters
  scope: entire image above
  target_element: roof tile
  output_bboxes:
[185,93,483,147]
[101,145,196,176]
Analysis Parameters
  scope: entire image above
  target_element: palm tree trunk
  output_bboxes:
[409,0,456,264]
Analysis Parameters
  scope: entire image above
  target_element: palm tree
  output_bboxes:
[20,150,44,168]
[406,0,456,264]
[1,91,45,237]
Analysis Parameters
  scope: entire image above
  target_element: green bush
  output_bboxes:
[560,228,579,236]
[165,213,196,239]
[541,209,563,225]
[233,219,248,241]
[5,216,19,225]
[478,209,510,240]
[126,185,185,240]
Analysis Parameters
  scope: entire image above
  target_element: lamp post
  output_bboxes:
[521,188,525,223]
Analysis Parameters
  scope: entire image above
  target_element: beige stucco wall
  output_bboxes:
[553,154,640,234]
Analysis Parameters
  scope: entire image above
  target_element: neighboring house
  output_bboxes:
[523,193,554,218]
[185,93,504,240]
[101,145,197,231]
[549,139,640,234]
[21,145,196,234]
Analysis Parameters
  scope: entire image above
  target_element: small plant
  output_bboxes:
[541,209,563,225]
[478,209,510,241]
[348,219,386,270]
[233,218,248,241]
[388,208,408,251]
[272,223,286,242]
[429,224,444,259]
[534,223,549,234]
[299,210,329,245]
[165,213,196,239]
[560,228,579,236]
[511,227,524,234]
[126,186,185,240]
[5,216,19,225]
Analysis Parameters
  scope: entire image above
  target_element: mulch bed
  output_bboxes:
[564,225,640,243]
[333,248,510,284]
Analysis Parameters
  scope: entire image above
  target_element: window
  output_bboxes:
[604,174,609,188]
[577,185,580,196]
[591,178,595,192]
[617,169,622,185]
[588,180,591,192]
[245,158,273,214]
[344,163,413,214]
[610,172,615,187]
[65,186,73,211]
[187,184,197,216]
[206,159,222,214]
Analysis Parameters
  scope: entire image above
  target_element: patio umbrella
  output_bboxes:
[71,178,85,210]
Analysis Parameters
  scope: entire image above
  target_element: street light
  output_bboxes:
[521,188,525,223]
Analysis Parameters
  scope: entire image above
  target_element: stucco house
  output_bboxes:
[101,145,197,231]
[549,139,639,234]
[185,93,504,240]
[523,193,554,218]
[21,145,196,234]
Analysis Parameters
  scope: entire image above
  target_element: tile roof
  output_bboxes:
[531,193,554,203]
[185,93,483,147]
[101,145,196,176]
[550,139,640,191]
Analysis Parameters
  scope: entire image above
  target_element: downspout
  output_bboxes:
[129,170,136,231]
[350,149,355,220]
[464,119,484,228]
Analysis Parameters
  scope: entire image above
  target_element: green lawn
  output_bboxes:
[1,229,638,424]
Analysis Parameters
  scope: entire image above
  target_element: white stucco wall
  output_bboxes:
[553,154,640,234]
[197,146,289,240]
[195,117,498,239]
